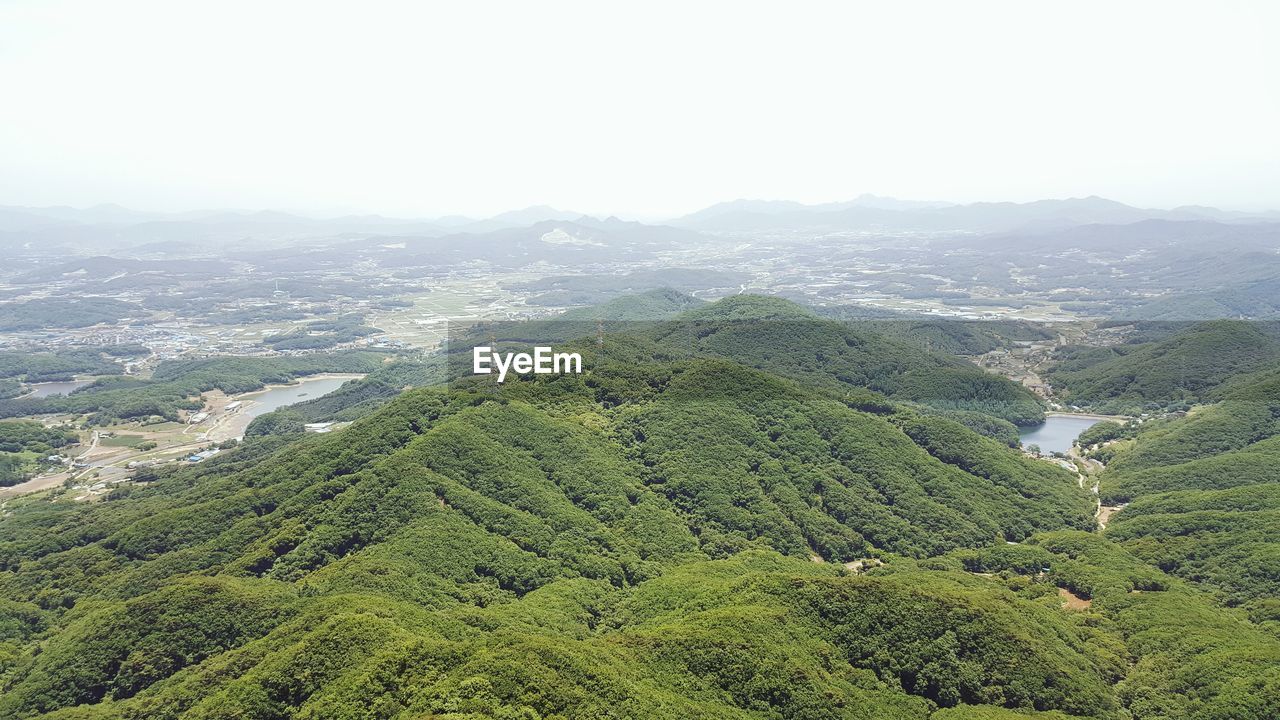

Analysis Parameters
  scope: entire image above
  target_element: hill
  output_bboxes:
[0,347,1107,718]
[1050,346,1280,607]
[443,295,1046,426]
[673,197,1280,234]
[2,305,1279,717]
[1086,367,1280,601]
[1047,321,1280,414]
[507,271,745,308]
[650,296,1046,425]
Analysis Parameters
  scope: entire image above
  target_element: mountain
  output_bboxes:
[506,269,749,307]
[457,205,583,233]
[959,218,1280,254]
[1076,362,1280,607]
[0,338,1103,718]
[649,296,1047,425]
[673,194,953,227]
[0,203,166,230]
[674,196,1280,235]
[371,217,708,270]
[1047,321,1280,414]
[1124,275,1280,321]
[9,256,233,285]
[555,287,707,321]
[447,295,1047,426]
[4,293,1280,718]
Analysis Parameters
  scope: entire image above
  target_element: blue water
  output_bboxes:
[243,376,362,418]
[24,379,95,398]
[1018,415,1103,454]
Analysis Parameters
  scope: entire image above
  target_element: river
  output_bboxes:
[1018,414,1106,454]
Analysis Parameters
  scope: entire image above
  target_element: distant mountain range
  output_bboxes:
[669,195,1280,234]
[0,203,593,252]
[5,196,1279,244]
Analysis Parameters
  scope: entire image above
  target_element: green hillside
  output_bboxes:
[1094,368,1280,605]
[866,320,1056,356]
[1048,325,1280,611]
[1048,321,1280,414]
[449,295,1046,426]
[556,287,706,321]
[0,349,1101,718]
[650,296,1046,425]
[2,298,1278,719]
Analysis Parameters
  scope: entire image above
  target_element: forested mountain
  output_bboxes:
[859,320,1056,356]
[2,292,1279,718]
[1088,365,1280,606]
[647,296,1045,425]
[1047,321,1280,607]
[673,196,1280,234]
[1048,321,1280,414]
[0,353,389,425]
[438,295,1045,428]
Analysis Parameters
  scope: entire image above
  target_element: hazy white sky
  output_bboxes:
[1,0,1278,219]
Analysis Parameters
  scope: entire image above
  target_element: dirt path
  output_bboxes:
[0,471,71,500]
[1058,587,1092,610]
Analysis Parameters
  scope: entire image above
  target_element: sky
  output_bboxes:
[1,0,1278,219]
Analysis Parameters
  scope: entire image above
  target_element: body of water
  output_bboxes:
[1018,415,1105,454]
[24,379,95,398]
[242,375,361,418]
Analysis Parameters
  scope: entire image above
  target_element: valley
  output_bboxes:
[2,199,1279,720]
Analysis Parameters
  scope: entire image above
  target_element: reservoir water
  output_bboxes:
[242,375,363,418]
[1018,415,1105,454]
[24,379,95,398]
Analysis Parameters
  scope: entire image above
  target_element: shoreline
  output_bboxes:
[1044,411,1131,423]
[201,373,367,441]
[233,372,366,401]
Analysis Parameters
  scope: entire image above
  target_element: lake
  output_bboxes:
[242,375,363,418]
[1018,415,1105,454]
[24,379,95,398]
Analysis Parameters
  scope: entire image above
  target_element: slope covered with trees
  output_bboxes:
[2,296,1277,719]
[1048,321,1280,414]
[1095,367,1280,606]
[1047,325,1280,626]
[648,296,1046,425]
[0,352,389,425]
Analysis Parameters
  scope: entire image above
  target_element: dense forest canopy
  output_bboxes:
[0,296,1277,719]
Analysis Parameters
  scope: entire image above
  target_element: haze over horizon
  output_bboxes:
[3,0,1279,218]
[5,194,1280,227]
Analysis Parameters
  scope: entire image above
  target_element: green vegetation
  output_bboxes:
[452,295,1046,425]
[1046,328,1280,628]
[0,349,129,383]
[262,314,382,351]
[1091,369,1280,606]
[0,352,388,425]
[1074,421,1134,451]
[556,287,706,321]
[0,422,77,454]
[919,408,1022,447]
[1048,321,1280,414]
[0,298,142,332]
[0,421,77,486]
[870,320,1056,356]
[1,296,1277,719]
[650,296,1046,425]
